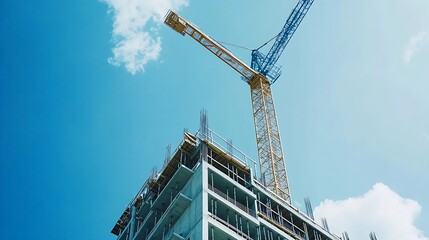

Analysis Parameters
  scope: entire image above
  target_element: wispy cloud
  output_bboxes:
[103,0,189,74]
[314,183,428,240]
[404,31,429,63]
[422,132,429,141]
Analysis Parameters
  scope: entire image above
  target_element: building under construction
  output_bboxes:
[110,116,341,240]
[111,0,379,239]
[111,1,343,239]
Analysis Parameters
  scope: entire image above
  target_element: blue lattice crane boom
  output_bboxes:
[251,0,314,83]
[164,0,314,204]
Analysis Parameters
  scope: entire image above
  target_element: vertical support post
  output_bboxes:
[162,226,166,240]
[129,206,137,240]
[263,227,267,240]
[257,192,261,213]
[257,227,261,240]
[290,212,295,233]
[201,152,209,240]
[239,215,243,233]
[200,109,210,141]
[303,223,309,240]
[313,230,319,240]
[227,139,233,156]
[235,213,239,231]
[200,142,208,163]
[254,161,257,179]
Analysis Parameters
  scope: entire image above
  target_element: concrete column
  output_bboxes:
[129,206,137,240]
[201,145,209,240]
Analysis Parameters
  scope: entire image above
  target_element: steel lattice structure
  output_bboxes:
[250,74,290,201]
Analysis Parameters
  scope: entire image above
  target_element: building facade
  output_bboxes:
[111,127,340,240]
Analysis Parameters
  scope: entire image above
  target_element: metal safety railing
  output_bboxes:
[206,154,250,188]
[208,183,255,217]
[197,126,259,178]
[257,200,306,239]
[208,213,253,240]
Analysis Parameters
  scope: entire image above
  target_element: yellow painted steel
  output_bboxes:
[165,11,291,203]
[164,11,256,80]
[250,74,290,202]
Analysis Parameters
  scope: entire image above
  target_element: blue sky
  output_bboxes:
[1,0,428,239]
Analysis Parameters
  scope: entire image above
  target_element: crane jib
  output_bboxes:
[164,11,256,82]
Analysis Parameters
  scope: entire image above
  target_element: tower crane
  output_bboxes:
[164,0,314,203]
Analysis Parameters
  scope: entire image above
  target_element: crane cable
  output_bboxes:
[215,32,279,53]
[217,41,252,51]
[255,33,279,51]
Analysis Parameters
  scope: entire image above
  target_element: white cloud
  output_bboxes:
[103,0,189,74]
[314,183,428,240]
[404,31,429,63]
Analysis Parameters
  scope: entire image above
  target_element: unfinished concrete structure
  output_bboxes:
[111,120,341,240]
